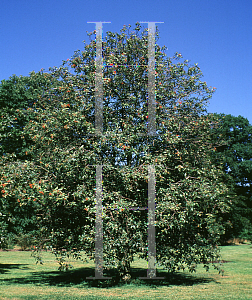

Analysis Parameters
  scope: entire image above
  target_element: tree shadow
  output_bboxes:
[1,265,218,288]
[0,263,30,274]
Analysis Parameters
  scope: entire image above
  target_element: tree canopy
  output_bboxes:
[0,23,232,280]
[0,71,62,244]
[210,113,252,242]
[0,71,61,159]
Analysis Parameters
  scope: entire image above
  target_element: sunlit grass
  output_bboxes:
[0,243,251,299]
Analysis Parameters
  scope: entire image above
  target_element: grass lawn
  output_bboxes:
[0,243,251,300]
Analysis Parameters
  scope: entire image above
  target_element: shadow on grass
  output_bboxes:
[1,266,217,288]
[0,263,30,274]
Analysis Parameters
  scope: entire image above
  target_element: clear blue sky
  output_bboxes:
[0,0,251,124]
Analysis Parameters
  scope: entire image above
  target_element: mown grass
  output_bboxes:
[0,243,251,299]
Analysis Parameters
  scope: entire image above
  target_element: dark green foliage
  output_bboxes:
[0,71,63,246]
[210,113,252,242]
[0,71,61,159]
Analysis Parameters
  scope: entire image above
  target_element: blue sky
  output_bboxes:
[0,0,251,124]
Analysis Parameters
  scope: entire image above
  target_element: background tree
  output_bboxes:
[0,71,61,159]
[0,71,61,248]
[210,113,252,242]
[0,23,231,279]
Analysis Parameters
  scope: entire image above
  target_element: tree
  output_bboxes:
[210,113,252,242]
[0,23,231,279]
[0,71,61,159]
[0,71,61,247]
